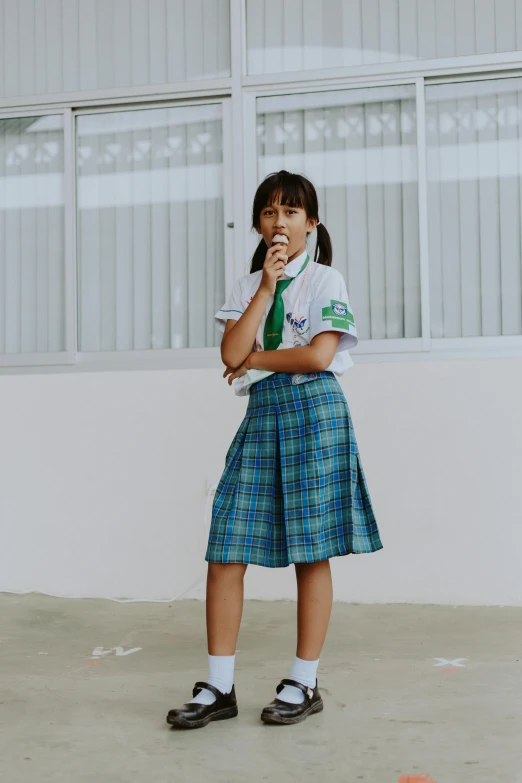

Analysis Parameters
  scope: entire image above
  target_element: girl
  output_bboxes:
[166,170,383,730]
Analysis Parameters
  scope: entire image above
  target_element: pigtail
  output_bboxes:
[313,223,333,267]
[250,237,268,274]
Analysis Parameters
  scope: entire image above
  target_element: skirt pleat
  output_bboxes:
[206,371,383,568]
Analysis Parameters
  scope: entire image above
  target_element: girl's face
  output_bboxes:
[256,198,317,261]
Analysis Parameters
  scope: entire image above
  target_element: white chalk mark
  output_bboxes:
[92,647,113,657]
[112,647,142,656]
[433,658,466,667]
[91,646,142,658]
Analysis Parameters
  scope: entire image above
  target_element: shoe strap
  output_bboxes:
[192,681,224,700]
[276,678,315,701]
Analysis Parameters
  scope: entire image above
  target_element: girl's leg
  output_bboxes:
[294,559,333,659]
[206,562,248,654]
[186,562,248,705]
[167,563,248,721]
[272,559,333,705]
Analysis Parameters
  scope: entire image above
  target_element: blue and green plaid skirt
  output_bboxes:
[205,371,383,568]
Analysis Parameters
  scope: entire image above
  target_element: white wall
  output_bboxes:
[1,358,521,606]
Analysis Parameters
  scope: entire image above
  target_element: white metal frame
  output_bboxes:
[74,96,235,368]
[0,97,235,371]
[1,0,522,374]
[416,76,432,354]
[0,107,76,368]
[243,51,522,88]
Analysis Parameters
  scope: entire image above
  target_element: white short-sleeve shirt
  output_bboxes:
[215,249,358,396]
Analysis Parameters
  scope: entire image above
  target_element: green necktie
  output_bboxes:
[263,254,310,351]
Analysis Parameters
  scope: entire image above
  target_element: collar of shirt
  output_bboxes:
[282,248,308,278]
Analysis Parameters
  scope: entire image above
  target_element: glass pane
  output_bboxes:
[426,78,522,338]
[0,115,65,354]
[247,0,522,76]
[0,0,230,98]
[76,104,225,351]
[257,86,420,340]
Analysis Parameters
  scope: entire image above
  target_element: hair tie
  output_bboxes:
[317,221,321,226]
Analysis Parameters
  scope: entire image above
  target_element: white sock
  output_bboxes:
[277,656,319,704]
[189,654,235,705]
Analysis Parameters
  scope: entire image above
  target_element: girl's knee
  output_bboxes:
[207,562,248,580]
[294,559,331,573]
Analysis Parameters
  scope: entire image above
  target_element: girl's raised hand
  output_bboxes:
[259,242,288,297]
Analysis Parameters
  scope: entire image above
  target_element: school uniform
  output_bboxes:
[206,249,383,568]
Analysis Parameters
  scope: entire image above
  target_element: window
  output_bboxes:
[76,104,227,353]
[0,115,66,360]
[0,0,230,98]
[246,0,522,76]
[427,77,522,339]
[1,1,521,371]
[257,86,421,342]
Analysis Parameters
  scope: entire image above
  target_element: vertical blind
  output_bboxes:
[76,104,225,352]
[0,0,230,98]
[427,77,522,338]
[247,0,522,75]
[257,87,420,340]
[0,115,65,354]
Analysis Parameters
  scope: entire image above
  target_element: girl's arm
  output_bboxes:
[246,332,341,374]
[221,287,271,369]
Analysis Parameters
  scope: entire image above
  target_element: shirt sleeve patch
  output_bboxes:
[321,300,355,329]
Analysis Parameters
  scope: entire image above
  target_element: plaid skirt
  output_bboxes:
[205,371,383,568]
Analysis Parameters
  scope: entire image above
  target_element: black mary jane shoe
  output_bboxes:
[166,681,238,729]
[260,678,324,725]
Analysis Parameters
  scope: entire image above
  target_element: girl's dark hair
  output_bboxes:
[249,170,333,273]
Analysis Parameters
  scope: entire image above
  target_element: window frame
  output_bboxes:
[246,78,428,356]
[0,96,235,371]
[0,107,76,368]
[243,73,522,362]
[1,0,522,374]
[73,97,235,363]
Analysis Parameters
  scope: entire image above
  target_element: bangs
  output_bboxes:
[262,180,307,211]
[252,170,318,232]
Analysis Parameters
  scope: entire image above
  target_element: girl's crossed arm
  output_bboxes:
[245,332,341,374]
[220,286,271,369]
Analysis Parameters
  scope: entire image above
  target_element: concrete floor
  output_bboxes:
[0,595,520,783]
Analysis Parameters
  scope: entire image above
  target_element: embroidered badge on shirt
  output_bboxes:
[286,312,310,334]
[321,300,355,329]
